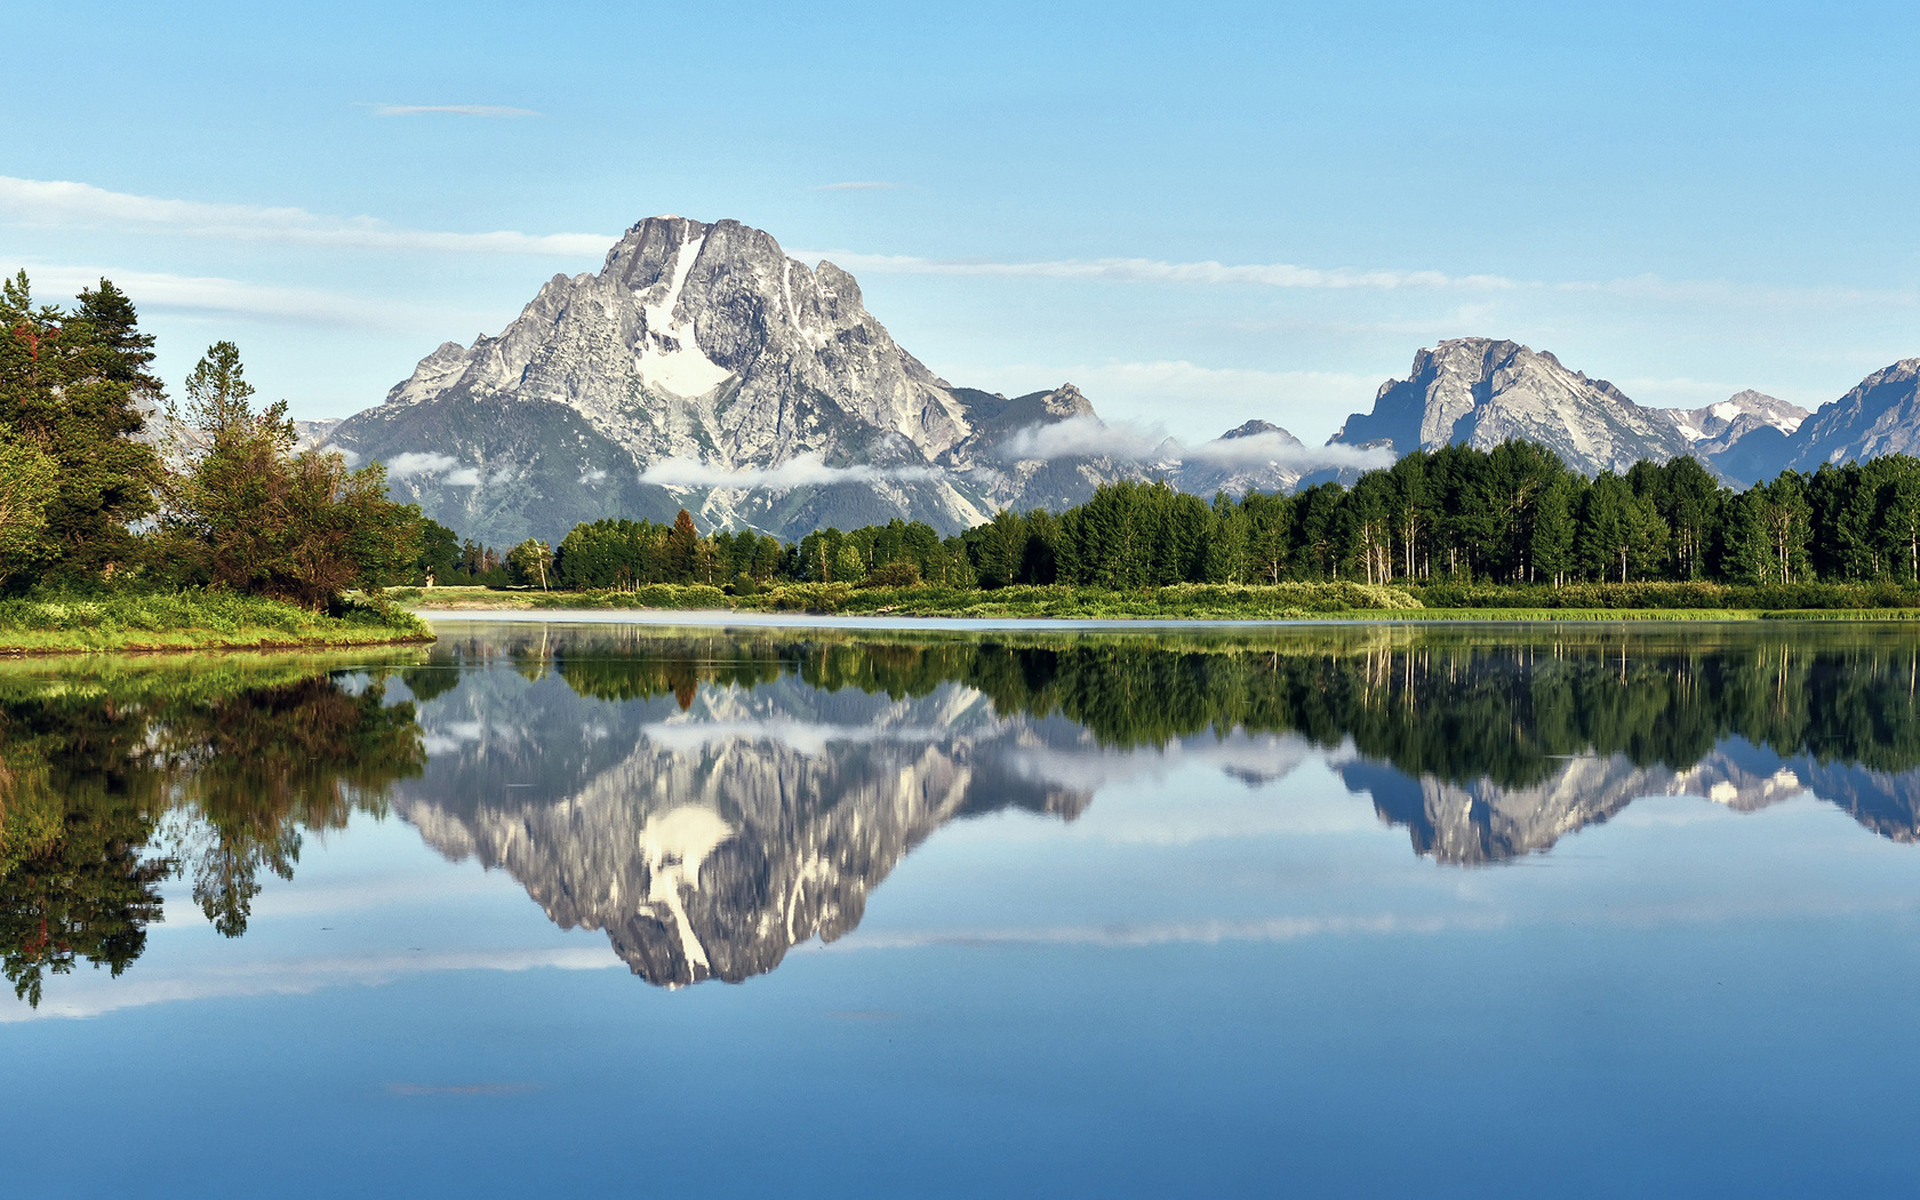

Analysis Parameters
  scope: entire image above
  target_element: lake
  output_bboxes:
[7,617,1920,1197]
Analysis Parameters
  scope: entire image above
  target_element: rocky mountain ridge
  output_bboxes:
[1327,337,1697,476]
[321,216,1313,545]
[310,213,1920,544]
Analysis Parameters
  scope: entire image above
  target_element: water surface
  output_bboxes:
[6,620,1920,1196]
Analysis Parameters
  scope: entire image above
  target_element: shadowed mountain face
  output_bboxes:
[13,626,1920,999]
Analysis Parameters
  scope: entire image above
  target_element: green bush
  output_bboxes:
[860,561,922,590]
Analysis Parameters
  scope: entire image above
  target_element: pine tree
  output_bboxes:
[0,271,162,576]
[666,509,699,582]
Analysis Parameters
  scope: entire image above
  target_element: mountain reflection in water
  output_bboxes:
[7,623,1920,1000]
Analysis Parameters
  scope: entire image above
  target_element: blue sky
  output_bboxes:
[6,0,1919,442]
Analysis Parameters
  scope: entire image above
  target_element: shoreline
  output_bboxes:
[415,606,1920,629]
[0,592,436,656]
[0,628,436,657]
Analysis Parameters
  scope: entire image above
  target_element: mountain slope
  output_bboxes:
[1785,358,1920,471]
[323,216,1319,544]
[1329,337,1694,476]
[327,216,1007,543]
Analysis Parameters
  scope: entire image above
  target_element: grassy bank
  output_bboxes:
[0,589,434,654]
[392,578,1920,622]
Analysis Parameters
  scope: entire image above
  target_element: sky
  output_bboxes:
[5,0,1920,444]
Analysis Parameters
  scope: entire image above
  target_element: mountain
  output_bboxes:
[320,214,1313,545]
[1661,389,1809,447]
[1650,389,1810,486]
[1328,337,1696,476]
[1652,359,1920,485]
[326,215,1000,544]
[1783,358,1920,472]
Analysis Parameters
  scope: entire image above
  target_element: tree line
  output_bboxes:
[950,442,1920,590]
[527,439,1920,595]
[1,271,420,608]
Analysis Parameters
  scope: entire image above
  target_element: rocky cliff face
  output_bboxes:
[1661,389,1809,447]
[319,215,1317,545]
[327,216,1012,543]
[1784,358,1920,471]
[1329,338,1695,476]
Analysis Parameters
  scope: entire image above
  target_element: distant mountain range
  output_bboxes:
[305,214,1920,544]
[315,216,1338,545]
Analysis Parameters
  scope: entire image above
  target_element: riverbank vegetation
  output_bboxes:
[452,438,1920,618]
[0,271,429,652]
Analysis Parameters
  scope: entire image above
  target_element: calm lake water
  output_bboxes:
[8,617,1920,1197]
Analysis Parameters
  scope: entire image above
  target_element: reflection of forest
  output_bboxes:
[0,657,424,1006]
[7,625,1920,1002]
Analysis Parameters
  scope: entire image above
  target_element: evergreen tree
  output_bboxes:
[1530,473,1577,585]
[156,342,420,608]
[0,271,162,576]
[666,509,699,582]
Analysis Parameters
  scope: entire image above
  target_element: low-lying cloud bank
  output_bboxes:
[641,453,947,490]
[998,416,1393,472]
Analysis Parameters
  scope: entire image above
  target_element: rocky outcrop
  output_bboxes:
[320,215,1326,545]
[1661,389,1809,448]
[1784,358,1920,471]
[1329,337,1696,476]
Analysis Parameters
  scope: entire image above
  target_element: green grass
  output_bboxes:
[409,578,1920,623]
[0,588,434,654]
[510,581,1424,619]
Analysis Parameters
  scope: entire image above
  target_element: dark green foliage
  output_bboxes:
[0,663,425,1000]
[155,342,423,609]
[0,272,162,578]
[540,440,1920,600]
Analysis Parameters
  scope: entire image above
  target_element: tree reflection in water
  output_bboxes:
[0,659,424,1005]
[6,625,1920,1001]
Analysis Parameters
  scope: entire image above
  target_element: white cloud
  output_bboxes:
[948,359,1380,444]
[444,468,481,486]
[998,414,1393,472]
[385,451,460,478]
[641,452,945,491]
[1000,416,1176,462]
[17,263,469,331]
[579,467,608,483]
[791,248,1518,291]
[371,104,541,118]
[0,176,610,257]
[826,910,1508,952]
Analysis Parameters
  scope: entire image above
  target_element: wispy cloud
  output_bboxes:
[371,104,542,118]
[0,176,609,257]
[998,414,1392,472]
[792,248,1518,291]
[640,452,946,491]
[825,910,1509,952]
[811,181,898,191]
[385,451,460,478]
[17,263,478,331]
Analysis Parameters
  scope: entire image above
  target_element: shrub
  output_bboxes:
[860,561,922,589]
